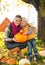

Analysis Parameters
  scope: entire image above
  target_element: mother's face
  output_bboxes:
[14,17,22,26]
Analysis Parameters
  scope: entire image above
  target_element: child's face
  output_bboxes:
[14,17,21,26]
[21,19,27,27]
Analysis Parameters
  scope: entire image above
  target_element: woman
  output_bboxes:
[4,15,27,58]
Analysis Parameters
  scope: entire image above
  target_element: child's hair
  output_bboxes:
[22,17,27,22]
[22,17,26,19]
[22,17,27,21]
[14,15,22,21]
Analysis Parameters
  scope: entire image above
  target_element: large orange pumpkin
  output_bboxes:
[13,30,27,43]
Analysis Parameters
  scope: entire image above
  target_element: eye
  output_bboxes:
[16,20,17,21]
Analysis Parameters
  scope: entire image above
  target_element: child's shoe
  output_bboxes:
[34,55,38,61]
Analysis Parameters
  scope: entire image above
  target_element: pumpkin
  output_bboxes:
[6,58,16,65]
[20,30,24,34]
[13,32,27,43]
[24,63,30,65]
[1,58,8,63]
[19,58,30,65]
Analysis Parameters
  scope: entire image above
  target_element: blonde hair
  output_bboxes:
[22,17,33,27]
[22,17,28,24]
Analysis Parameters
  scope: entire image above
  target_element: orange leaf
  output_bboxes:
[1,58,8,63]
[7,59,16,64]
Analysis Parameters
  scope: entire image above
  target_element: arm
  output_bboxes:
[23,27,33,35]
[4,25,13,42]
[27,27,33,34]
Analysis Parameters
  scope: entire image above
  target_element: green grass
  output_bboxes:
[31,55,45,65]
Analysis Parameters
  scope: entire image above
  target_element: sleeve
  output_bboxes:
[4,25,11,38]
[27,27,33,34]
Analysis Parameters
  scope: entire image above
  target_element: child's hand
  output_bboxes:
[20,30,24,34]
[23,32,27,35]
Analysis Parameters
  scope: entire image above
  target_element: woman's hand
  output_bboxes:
[12,37,17,42]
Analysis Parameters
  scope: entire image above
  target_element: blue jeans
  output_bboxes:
[5,41,27,50]
[27,38,38,61]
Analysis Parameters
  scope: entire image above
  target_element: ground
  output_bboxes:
[0,32,45,65]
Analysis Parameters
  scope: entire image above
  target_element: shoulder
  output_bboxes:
[5,24,11,32]
[25,23,30,28]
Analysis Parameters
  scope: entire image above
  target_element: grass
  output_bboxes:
[31,55,45,65]
[0,32,45,65]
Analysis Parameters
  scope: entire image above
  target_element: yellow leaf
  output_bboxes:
[27,4,32,8]
[6,4,9,6]
[0,0,3,2]
[16,3,19,7]
[18,0,25,6]
[15,61,19,65]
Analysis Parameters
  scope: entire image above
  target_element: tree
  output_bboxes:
[22,0,45,41]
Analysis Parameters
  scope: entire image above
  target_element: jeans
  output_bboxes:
[5,41,27,50]
[27,38,38,61]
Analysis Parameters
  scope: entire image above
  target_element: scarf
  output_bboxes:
[11,21,21,36]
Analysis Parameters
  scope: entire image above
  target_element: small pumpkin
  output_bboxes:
[1,58,8,63]
[13,32,27,43]
[24,63,30,65]
[6,58,16,64]
[19,58,30,65]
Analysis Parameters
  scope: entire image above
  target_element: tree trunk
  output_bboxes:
[22,0,45,41]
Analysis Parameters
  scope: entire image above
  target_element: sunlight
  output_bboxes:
[0,0,38,29]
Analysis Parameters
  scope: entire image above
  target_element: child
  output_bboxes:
[21,17,38,62]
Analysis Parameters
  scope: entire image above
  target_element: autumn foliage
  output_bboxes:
[6,58,16,64]
[0,18,10,32]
